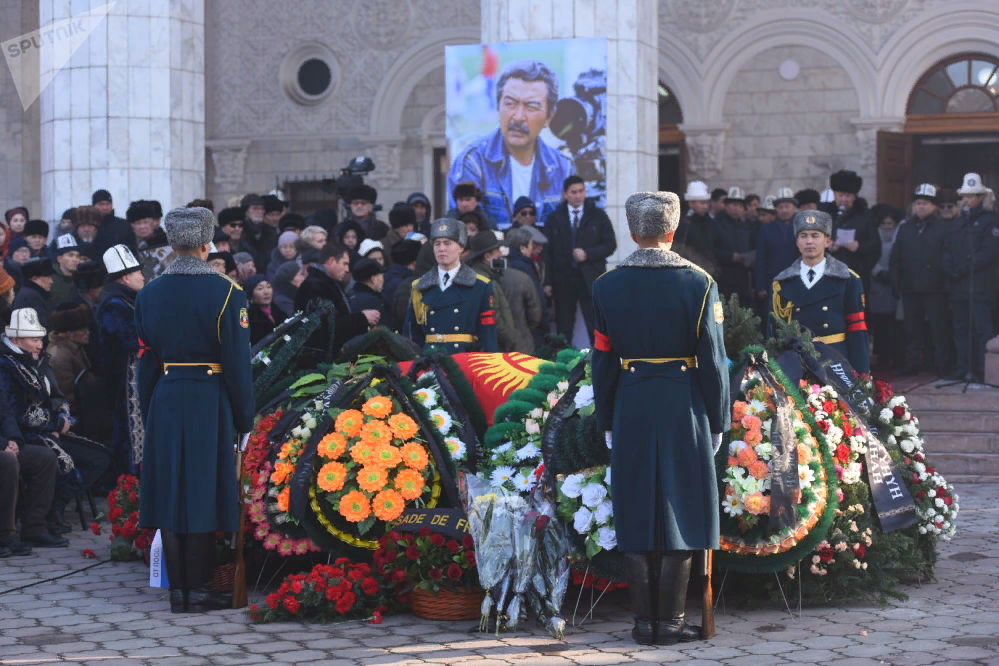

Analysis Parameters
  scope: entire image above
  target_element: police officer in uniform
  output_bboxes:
[592,192,729,646]
[402,219,499,354]
[942,172,999,381]
[771,210,870,373]
[135,207,255,613]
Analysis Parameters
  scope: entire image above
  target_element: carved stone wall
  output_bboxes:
[0,0,40,215]
[716,45,862,197]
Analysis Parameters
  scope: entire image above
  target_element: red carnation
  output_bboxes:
[388,530,403,541]
[430,533,446,547]
[819,547,836,564]
[892,406,906,420]
[128,491,138,503]
[842,422,853,437]
[943,497,953,506]
[429,567,443,581]
[335,591,356,614]
[462,535,474,549]
[823,400,837,414]
[325,586,342,602]
[419,527,432,537]
[927,467,936,475]
[266,592,281,609]
[370,610,384,624]
[290,580,303,594]
[109,507,123,522]
[361,577,380,595]
[835,444,851,465]
[81,549,96,559]
[406,546,421,561]
[853,544,867,558]
[347,568,365,582]
[466,551,476,567]
[335,557,351,565]
[446,540,460,554]
[447,563,463,580]
[818,420,830,433]
[391,569,406,584]
[283,596,300,614]
[90,522,102,535]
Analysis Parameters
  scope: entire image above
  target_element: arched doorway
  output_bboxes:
[658,83,685,196]
[879,53,999,207]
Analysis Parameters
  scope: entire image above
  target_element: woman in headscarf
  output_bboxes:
[271,260,306,317]
[244,275,289,345]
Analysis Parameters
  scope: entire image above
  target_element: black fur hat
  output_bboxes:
[73,261,106,291]
[217,207,245,227]
[389,203,416,229]
[830,170,863,195]
[21,257,55,279]
[50,303,92,333]
[347,184,377,205]
[126,200,162,224]
[452,182,482,201]
[23,219,49,238]
[794,188,822,206]
[262,194,284,214]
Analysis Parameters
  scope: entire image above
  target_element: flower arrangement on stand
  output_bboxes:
[103,474,155,562]
[410,371,469,468]
[870,380,959,541]
[249,559,393,624]
[373,528,481,620]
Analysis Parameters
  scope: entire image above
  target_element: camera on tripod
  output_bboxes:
[321,155,376,197]
[548,69,606,184]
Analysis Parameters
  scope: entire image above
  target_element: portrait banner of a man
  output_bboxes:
[446,39,608,229]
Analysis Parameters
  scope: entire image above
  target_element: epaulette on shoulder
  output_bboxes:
[687,262,714,283]
[594,266,617,282]
[476,273,490,284]
[218,272,243,290]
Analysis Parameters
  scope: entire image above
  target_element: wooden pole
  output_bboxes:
[701,549,715,638]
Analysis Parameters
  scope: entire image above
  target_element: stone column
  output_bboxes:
[39,0,204,220]
[481,0,658,263]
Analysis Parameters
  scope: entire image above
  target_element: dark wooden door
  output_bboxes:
[877,131,913,209]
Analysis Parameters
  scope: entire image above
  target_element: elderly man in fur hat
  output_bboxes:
[135,207,255,613]
[591,192,729,646]
[825,169,880,292]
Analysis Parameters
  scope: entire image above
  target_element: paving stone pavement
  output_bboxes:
[2,484,998,665]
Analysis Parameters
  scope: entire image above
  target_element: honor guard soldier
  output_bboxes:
[135,207,255,614]
[591,192,730,646]
[403,218,499,354]
[771,209,870,373]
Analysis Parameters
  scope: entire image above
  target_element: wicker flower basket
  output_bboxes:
[211,562,236,593]
[410,587,484,621]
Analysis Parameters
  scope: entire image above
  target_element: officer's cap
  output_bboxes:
[429,218,468,247]
[625,192,680,239]
[792,210,833,237]
[164,206,216,250]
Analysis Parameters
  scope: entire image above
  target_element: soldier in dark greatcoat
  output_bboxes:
[592,192,730,646]
[770,210,871,374]
[135,207,255,613]
[403,219,499,354]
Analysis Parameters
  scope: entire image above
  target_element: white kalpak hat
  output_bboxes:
[5,308,46,338]
[820,188,835,203]
[683,181,711,202]
[103,244,142,280]
[774,187,797,205]
[957,172,987,195]
[357,238,384,258]
[913,183,937,202]
[725,186,745,202]
[760,195,777,212]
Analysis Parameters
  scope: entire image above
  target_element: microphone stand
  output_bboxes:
[937,209,999,393]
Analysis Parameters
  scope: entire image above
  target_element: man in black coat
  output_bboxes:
[383,240,421,331]
[91,190,135,257]
[240,194,279,273]
[712,187,753,302]
[12,258,55,328]
[542,175,617,343]
[348,258,391,330]
[674,181,716,275]
[825,170,881,293]
[295,244,379,356]
[890,184,952,376]
[942,172,999,381]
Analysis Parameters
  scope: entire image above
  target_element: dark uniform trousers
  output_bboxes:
[901,292,951,374]
[0,446,57,541]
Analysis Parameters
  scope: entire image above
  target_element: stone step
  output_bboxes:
[907,391,999,412]
[947,474,999,484]
[917,411,999,434]
[925,452,999,476]
[923,431,999,454]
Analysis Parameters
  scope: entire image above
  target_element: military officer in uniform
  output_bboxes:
[771,210,870,373]
[592,192,730,646]
[135,207,255,613]
[402,218,499,354]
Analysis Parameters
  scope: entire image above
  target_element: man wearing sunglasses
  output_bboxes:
[512,196,538,227]
[937,188,960,221]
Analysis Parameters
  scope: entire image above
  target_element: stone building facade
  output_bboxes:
[2,0,998,225]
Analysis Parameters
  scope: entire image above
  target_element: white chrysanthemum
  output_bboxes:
[413,388,438,408]
[798,464,815,487]
[429,409,453,434]
[889,396,906,408]
[596,526,617,550]
[525,419,541,435]
[755,442,773,459]
[723,494,744,516]
[594,499,614,525]
[899,439,915,454]
[738,476,764,496]
[529,407,545,420]
[581,483,608,508]
[574,384,595,409]
[573,506,594,533]
[561,473,585,498]
[729,440,748,456]
[914,462,926,473]
[514,473,536,493]
[557,381,569,392]
[747,399,767,416]
[842,462,863,486]
[291,426,304,439]
[880,408,894,423]
[516,442,540,461]
[445,438,466,461]
[493,441,514,455]
[490,466,516,488]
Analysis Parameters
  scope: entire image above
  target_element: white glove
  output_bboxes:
[712,433,723,454]
[605,431,613,449]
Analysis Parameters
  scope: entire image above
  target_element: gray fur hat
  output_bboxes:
[428,217,469,247]
[164,206,216,249]
[792,209,833,237]
[625,191,681,238]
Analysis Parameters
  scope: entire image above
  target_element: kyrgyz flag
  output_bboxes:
[399,353,544,425]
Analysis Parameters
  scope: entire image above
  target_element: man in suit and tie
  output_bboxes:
[542,175,617,344]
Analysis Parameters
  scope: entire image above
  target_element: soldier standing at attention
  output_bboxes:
[135,207,255,613]
[591,192,730,646]
[770,210,870,373]
[403,219,498,354]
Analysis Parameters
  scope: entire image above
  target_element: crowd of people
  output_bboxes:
[1,164,997,558]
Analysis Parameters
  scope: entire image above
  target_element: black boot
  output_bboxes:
[624,552,657,645]
[185,532,230,612]
[46,500,71,535]
[656,551,702,644]
[160,531,188,613]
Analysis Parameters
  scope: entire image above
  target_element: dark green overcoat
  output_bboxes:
[135,257,255,534]
[591,248,730,552]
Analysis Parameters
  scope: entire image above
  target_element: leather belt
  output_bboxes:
[426,334,477,343]
[620,357,697,370]
[163,363,223,375]
[814,333,846,344]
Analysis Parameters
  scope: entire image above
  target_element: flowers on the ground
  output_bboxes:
[373,528,478,595]
[558,466,616,557]
[105,474,156,562]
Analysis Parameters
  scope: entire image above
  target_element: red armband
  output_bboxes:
[479,309,496,326]
[594,329,612,352]
[138,338,150,359]
[846,311,867,332]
